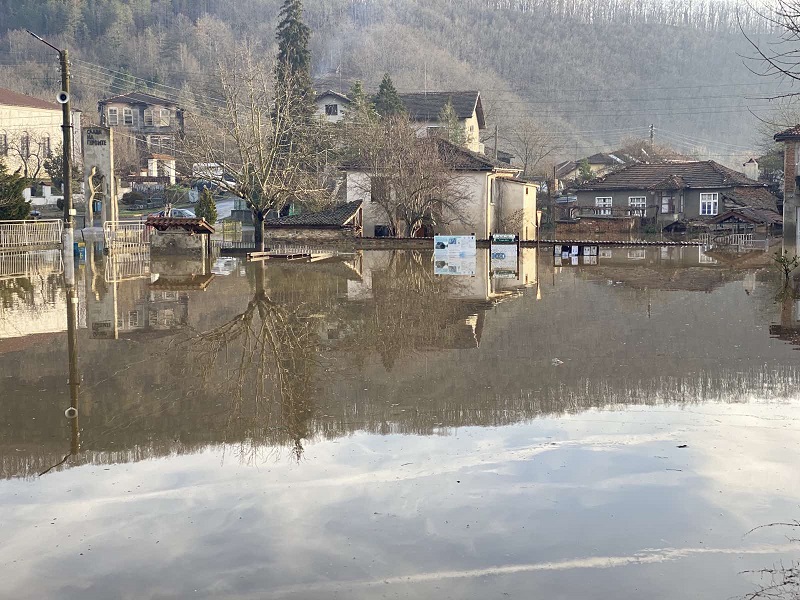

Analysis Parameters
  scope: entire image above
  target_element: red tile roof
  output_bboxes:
[575,161,761,191]
[146,216,215,233]
[775,125,800,141]
[0,87,60,111]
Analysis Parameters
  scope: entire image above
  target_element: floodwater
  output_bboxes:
[1,244,800,599]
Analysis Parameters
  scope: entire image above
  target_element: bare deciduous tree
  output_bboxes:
[351,115,473,237]
[503,117,560,176]
[178,45,330,251]
[5,131,51,180]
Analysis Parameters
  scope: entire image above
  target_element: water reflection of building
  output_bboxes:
[3,246,796,480]
[552,245,770,293]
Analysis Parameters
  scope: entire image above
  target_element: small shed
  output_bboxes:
[264,200,363,241]
[707,207,783,234]
[146,216,215,257]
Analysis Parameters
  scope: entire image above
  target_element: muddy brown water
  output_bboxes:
[1,245,798,599]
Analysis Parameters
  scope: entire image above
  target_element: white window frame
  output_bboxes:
[20,134,30,158]
[41,135,51,158]
[595,196,612,216]
[123,107,134,126]
[143,109,154,126]
[628,196,647,216]
[107,107,119,125]
[324,103,339,117]
[159,109,170,126]
[699,192,719,216]
[0,132,7,156]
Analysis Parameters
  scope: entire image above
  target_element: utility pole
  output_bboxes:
[650,124,655,152]
[494,124,498,160]
[27,31,74,232]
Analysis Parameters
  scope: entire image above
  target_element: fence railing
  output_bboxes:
[105,250,151,283]
[0,220,63,249]
[103,220,150,252]
[0,249,63,280]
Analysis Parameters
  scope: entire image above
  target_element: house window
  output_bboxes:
[661,195,674,214]
[41,135,51,158]
[0,132,7,156]
[325,104,339,116]
[128,311,140,328]
[123,107,134,126]
[149,136,172,153]
[700,192,719,216]
[374,225,393,237]
[629,196,646,216]
[159,109,170,126]
[595,196,612,216]
[107,107,118,125]
[143,109,154,126]
[20,135,30,158]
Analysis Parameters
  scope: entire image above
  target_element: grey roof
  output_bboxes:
[720,186,780,212]
[575,161,762,191]
[432,138,519,172]
[316,90,351,103]
[99,91,179,107]
[398,91,485,129]
[266,200,362,228]
[711,207,783,225]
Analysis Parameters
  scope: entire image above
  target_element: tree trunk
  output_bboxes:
[254,209,266,252]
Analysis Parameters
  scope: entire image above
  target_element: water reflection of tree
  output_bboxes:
[344,250,473,370]
[183,262,318,461]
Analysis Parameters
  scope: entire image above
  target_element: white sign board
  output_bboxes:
[434,235,477,257]
[434,235,477,277]
[490,244,518,278]
[434,255,476,276]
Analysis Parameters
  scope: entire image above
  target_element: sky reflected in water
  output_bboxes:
[1,245,799,599]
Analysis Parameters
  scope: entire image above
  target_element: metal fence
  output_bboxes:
[105,250,151,283]
[0,249,63,280]
[103,220,150,252]
[0,219,63,249]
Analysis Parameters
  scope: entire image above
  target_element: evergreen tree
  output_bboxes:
[439,98,466,147]
[0,161,31,220]
[195,188,218,224]
[275,0,315,122]
[374,74,404,118]
[344,80,376,125]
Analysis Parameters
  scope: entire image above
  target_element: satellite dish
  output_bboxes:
[56,91,69,104]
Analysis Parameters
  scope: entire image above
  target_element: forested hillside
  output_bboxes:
[0,0,789,168]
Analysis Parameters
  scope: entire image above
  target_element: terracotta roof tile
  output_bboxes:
[576,161,761,191]
[0,87,60,111]
[775,125,800,141]
[146,216,215,233]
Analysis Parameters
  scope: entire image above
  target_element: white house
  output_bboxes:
[315,90,351,123]
[0,87,82,180]
[398,91,485,153]
[345,138,538,240]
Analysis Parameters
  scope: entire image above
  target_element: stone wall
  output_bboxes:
[555,217,637,237]
[265,227,361,242]
[151,229,209,257]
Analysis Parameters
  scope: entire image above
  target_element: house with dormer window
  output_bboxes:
[98,92,184,164]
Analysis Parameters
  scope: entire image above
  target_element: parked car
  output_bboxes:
[149,208,196,218]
